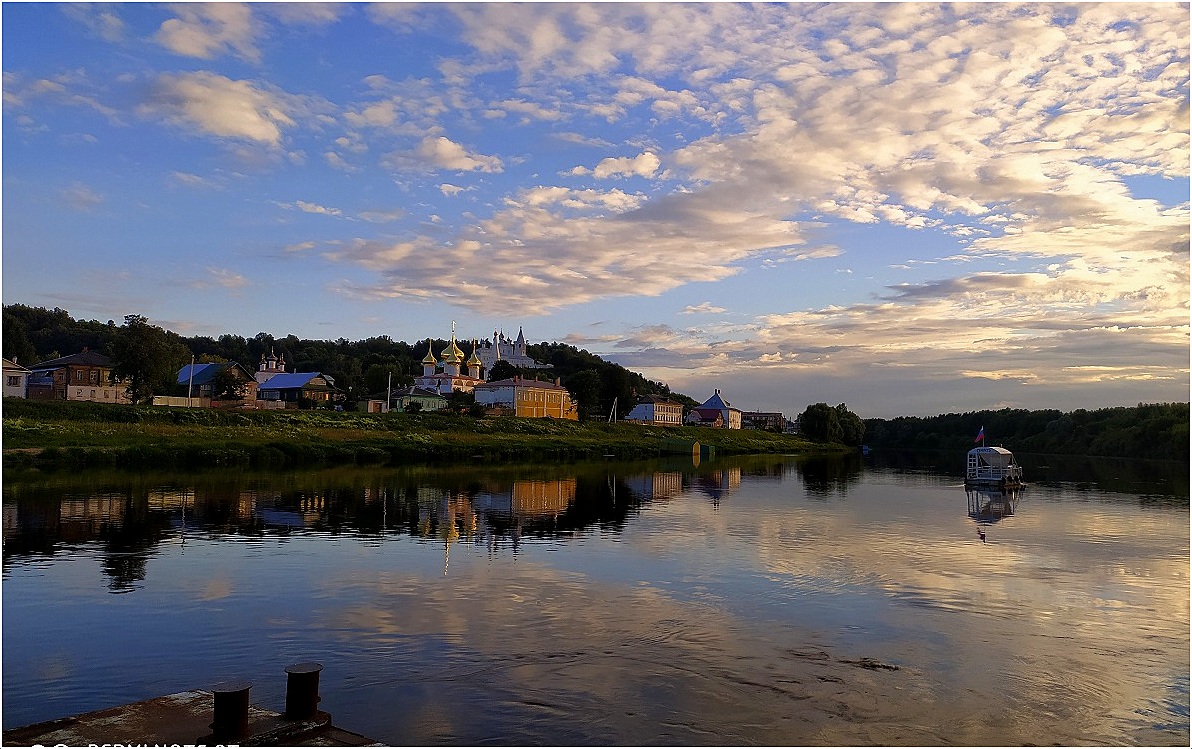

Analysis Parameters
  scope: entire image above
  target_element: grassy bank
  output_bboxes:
[2,399,832,471]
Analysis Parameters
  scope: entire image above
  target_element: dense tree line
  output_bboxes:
[2,305,691,419]
[797,403,866,446]
[864,404,1189,461]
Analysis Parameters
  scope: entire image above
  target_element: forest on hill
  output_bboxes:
[2,304,684,420]
[864,403,1189,462]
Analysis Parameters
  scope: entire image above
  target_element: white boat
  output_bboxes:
[965,446,1025,489]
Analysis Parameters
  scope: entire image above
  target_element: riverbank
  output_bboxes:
[1,399,833,471]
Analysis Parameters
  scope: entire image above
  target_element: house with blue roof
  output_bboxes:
[257,371,340,406]
[176,361,258,404]
[685,389,742,429]
[249,349,341,408]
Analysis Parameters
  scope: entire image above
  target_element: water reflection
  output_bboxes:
[966,487,1022,523]
[3,455,1188,746]
[3,459,760,588]
[798,452,864,497]
[966,487,1022,543]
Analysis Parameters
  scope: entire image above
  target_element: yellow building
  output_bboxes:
[473,376,578,420]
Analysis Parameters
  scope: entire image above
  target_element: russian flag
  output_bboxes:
[974,426,985,443]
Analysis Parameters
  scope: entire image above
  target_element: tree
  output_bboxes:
[835,403,866,446]
[487,360,519,382]
[564,369,604,420]
[799,402,843,443]
[111,315,191,404]
[2,310,38,364]
[363,363,406,395]
[208,365,247,400]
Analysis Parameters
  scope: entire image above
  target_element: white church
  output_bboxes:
[474,327,546,372]
[414,325,546,395]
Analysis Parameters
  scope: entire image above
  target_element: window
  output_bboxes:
[6,375,20,387]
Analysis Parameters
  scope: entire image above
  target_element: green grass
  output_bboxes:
[2,398,834,471]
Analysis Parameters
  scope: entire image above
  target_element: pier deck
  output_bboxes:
[2,689,381,747]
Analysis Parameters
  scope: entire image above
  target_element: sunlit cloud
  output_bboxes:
[681,302,727,315]
[154,3,260,62]
[142,72,297,146]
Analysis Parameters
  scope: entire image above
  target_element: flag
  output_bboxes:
[974,426,985,444]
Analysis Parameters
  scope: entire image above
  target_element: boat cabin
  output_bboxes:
[965,446,1024,488]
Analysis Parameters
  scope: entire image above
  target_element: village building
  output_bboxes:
[3,358,31,398]
[686,389,742,429]
[741,410,786,432]
[413,329,486,395]
[473,376,578,420]
[253,349,340,407]
[624,395,685,426]
[363,385,448,414]
[175,361,259,405]
[26,349,130,404]
[257,371,339,405]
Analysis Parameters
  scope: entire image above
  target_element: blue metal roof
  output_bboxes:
[699,390,731,410]
[177,362,225,386]
[258,372,324,390]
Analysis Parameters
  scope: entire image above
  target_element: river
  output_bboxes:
[2,452,1188,746]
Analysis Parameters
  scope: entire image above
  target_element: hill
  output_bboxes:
[3,304,689,418]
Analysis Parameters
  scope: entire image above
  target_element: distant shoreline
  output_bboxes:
[2,399,839,472]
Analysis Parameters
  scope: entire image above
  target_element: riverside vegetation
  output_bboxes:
[2,399,827,471]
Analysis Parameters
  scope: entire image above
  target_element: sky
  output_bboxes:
[2,2,1188,419]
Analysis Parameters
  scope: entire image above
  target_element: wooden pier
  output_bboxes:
[3,664,381,747]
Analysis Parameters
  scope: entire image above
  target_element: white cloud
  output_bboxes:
[143,72,297,146]
[62,3,126,42]
[681,302,727,315]
[206,267,249,290]
[294,200,343,217]
[170,171,220,189]
[413,136,503,173]
[358,210,404,224]
[154,3,260,62]
[582,152,661,180]
[263,2,348,26]
[62,182,103,211]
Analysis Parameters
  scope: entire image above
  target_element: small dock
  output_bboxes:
[3,664,381,747]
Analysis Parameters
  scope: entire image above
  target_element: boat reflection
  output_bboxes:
[966,487,1022,543]
[966,487,1021,523]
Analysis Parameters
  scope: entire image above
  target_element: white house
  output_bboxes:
[3,358,31,398]
[625,395,685,426]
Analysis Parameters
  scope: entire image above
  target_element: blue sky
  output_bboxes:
[3,2,1188,418]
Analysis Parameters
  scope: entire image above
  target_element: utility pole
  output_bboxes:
[186,355,195,408]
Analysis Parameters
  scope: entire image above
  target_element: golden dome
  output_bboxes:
[440,336,465,364]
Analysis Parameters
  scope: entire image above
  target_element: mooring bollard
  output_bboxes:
[283,662,323,720]
[209,679,252,742]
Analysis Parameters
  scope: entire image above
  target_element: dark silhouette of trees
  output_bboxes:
[487,360,520,382]
[863,403,1189,460]
[798,403,865,446]
[111,315,191,404]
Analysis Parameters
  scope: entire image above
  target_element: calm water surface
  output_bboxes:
[3,453,1188,746]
